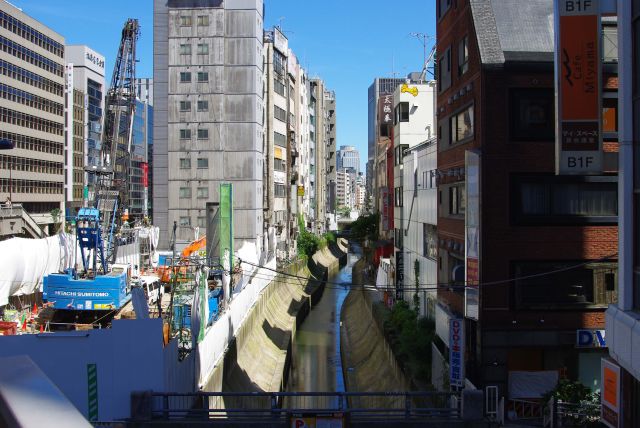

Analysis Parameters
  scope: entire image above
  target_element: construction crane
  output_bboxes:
[89,18,140,265]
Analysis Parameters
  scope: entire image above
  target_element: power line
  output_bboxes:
[238,252,619,290]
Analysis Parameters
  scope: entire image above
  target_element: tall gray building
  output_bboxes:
[0,1,66,233]
[154,0,265,253]
[337,145,358,174]
[324,89,336,218]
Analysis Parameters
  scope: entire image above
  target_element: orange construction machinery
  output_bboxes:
[158,236,206,283]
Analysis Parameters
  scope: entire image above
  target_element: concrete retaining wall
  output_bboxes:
[203,239,347,403]
[341,257,411,408]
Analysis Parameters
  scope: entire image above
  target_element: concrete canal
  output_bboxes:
[286,245,360,394]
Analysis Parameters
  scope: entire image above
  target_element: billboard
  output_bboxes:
[378,93,393,126]
[555,0,602,174]
[465,151,480,320]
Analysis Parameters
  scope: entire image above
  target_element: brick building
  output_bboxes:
[434,0,618,399]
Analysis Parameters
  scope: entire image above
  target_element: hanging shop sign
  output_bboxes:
[555,0,602,174]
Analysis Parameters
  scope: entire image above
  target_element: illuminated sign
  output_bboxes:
[601,358,620,428]
[555,0,602,174]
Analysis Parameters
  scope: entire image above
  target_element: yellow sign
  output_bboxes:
[297,185,304,196]
[275,147,284,159]
[401,83,418,97]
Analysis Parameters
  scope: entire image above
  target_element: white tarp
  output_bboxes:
[0,234,75,307]
[508,370,559,399]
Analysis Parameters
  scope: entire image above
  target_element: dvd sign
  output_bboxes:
[576,329,606,348]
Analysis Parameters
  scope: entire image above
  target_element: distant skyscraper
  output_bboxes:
[337,145,359,175]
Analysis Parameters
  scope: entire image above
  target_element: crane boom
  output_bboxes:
[101,18,139,219]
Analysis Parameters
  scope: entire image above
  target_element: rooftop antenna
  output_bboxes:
[410,32,436,82]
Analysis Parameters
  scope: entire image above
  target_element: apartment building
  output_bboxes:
[434,0,618,398]
[0,1,66,232]
[153,0,266,255]
[325,89,336,221]
[309,78,327,235]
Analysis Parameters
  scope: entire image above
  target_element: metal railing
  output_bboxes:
[543,397,602,427]
[141,391,460,422]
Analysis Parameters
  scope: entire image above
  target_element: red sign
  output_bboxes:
[142,163,148,187]
[556,0,602,174]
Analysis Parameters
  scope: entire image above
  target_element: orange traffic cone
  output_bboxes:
[21,317,27,331]
[31,303,38,319]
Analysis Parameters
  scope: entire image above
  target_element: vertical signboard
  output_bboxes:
[465,151,480,320]
[378,93,393,127]
[555,0,602,174]
[65,64,74,204]
[395,250,404,300]
[142,162,149,216]
[220,184,234,269]
[449,319,465,388]
[601,358,620,428]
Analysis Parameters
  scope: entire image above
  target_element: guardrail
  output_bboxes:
[138,391,460,423]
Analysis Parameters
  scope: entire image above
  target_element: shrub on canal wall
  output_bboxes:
[382,300,436,385]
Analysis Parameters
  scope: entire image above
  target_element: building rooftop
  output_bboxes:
[470,0,554,65]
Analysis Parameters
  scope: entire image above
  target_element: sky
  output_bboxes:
[10,0,436,173]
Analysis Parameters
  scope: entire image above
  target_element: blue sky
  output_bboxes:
[12,0,436,172]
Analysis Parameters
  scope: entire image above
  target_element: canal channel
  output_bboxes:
[286,245,360,396]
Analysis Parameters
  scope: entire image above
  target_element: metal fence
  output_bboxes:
[140,391,460,423]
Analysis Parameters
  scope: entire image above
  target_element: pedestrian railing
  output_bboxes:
[137,391,461,422]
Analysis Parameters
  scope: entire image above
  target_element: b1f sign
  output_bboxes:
[449,319,465,388]
[555,0,602,175]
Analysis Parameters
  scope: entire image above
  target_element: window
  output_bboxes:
[449,184,465,215]
[197,43,209,55]
[602,24,618,63]
[438,47,451,92]
[179,72,191,82]
[197,157,208,168]
[197,72,208,82]
[513,176,618,224]
[273,50,285,75]
[179,158,191,169]
[514,261,618,309]
[197,15,209,26]
[394,102,409,124]
[197,129,209,139]
[274,79,285,96]
[197,216,207,228]
[179,216,190,226]
[394,186,403,207]
[395,144,408,165]
[438,0,452,19]
[179,129,191,140]
[179,15,192,26]
[423,224,437,260]
[449,105,474,144]
[509,89,554,141]
[197,100,209,111]
[197,187,209,199]
[179,44,191,55]
[179,100,191,112]
[458,36,469,76]
[274,105,287,122]
[274,131,287,147]
[179,187,191,198]
[275,184,286,197]
[274,158,286,172]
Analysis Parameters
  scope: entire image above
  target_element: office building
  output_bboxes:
[64,45,106,215]
[337,145,359,175]
[153,0,266,254]
[135,77,153,105]
[130,99,152,218]
[0,1,66,233]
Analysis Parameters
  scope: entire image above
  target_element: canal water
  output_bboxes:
[286,246,360,395]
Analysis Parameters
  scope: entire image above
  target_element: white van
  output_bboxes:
[140,275,163,306]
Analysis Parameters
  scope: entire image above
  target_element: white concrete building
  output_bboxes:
[392,80,436,303]
[401,139,437,317]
